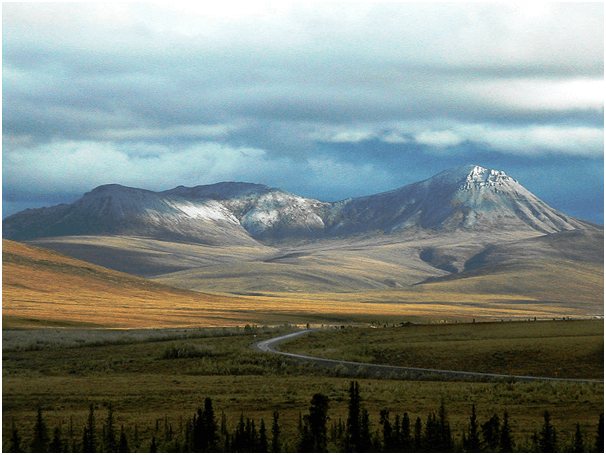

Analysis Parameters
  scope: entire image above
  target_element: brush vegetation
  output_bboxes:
[2,326,604,452]
[280,320,604,380]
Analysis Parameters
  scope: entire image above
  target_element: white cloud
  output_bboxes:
[2,140,268,196]
[408,123,604,156]
[461,125,604,156]
[413,130,464,148]
[467,78,604,113]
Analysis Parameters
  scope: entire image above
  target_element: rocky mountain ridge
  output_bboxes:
[3,165,600,245]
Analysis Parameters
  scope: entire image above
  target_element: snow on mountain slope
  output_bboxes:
[324,165,595,236]
[3,165,600,244]
[3,184,258,245]
[164,183,330,240]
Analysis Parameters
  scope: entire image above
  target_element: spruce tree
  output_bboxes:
[423,412,439,452]
[413,417,422,452]
[297,420,314,453]
[538,410,557,453]
[202,397,218,451]
[464,403,481,452]
[149,435,157,453]
[118,425,129,453]
[572,422,584,453]
[346,381,361,452]
[499,411,514,453]
[82,404,96,453]
[437,398,453,452]
[360,408,372,452]
[595,413,604,453]
[9,422,23,453]
[481,413,500,452]
[49,426,65,453]
[400,412,412,452]
[304,393,330,452]
[104,403,117,452]
[380,410,394,452]
[271,411,281,453]
[31,408,49,453]
[259,419,268,453]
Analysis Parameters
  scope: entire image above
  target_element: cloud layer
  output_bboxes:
[3,2,604,223]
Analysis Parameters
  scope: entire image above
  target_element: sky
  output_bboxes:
[2,2,604,223]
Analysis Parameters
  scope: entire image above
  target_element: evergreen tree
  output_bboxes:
[271,411,281,453]
[538,410,557,453]
[595,413,604,453]
[149,436,157,453]
[202,397,219,451]
[464,403,481,452]
[345,381,361,452]
[572,422,584,453]
[423,412,440,452]
[118,425,130,453]
[82,428,91,454]
[104,403,118,452]
[258,419,268,453]
[380,410,394,452]
[9,422,23,453]
[234,413,247,452]
[31,408,49,453]
[303,393,330,452]
[437,398,453,452]
[499,411,514,453]
[82,404,96,453]
[250,419,259,450]
[297,420,314,453]
[49,426,65,453]
[481,413,500,452]
[359,408,372,452]
[413,417,422,452]
[400,412,412,452]
[220,411,229,452]
[133,424,140,452]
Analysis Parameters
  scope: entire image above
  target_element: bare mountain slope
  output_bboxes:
[4,165,602,297]
[4,165,598,246]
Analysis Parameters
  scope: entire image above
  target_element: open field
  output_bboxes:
[280,320,604,380]
[3,239,603,451]
[3,240,603,330]
[2,325,604,452]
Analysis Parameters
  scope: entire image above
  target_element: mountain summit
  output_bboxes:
[3,165,599,244]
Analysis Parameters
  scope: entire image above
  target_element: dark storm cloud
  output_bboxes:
[2,2,603,222]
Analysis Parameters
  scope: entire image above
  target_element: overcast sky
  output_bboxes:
[3,2,604,223]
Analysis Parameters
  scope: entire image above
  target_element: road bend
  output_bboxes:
[253,329,603,384]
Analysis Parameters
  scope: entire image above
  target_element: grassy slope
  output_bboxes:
[4,237,604,329]
[281,320,604,380]
[2,240,275,328]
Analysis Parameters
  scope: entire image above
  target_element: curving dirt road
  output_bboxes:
[254,329,603,384]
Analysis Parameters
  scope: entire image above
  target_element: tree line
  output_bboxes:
[5,381,604,453]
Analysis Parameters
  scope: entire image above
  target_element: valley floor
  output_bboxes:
[2,321,603,452]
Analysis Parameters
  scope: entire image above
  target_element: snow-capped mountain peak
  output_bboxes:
[460,165,513,191]
[3,166,600,244]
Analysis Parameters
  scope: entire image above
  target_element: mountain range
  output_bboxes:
[3,165,603,303]
[3,165,598,245]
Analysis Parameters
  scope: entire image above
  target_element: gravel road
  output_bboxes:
[253,329,603,384]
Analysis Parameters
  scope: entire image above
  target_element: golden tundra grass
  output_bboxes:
[3,240,603,329]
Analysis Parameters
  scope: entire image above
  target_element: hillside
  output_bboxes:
[3,165,602,326]
[4,236,602,330]
[4,166,598,245]
[2,239,272,328]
